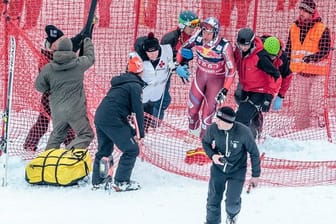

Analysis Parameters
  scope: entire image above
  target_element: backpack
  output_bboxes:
[25,148,92,186]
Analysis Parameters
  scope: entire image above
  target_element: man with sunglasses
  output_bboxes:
[158,11,200,119]
[202,106,260,224]
[161,10,200,63]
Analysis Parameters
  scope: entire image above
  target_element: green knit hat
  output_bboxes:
[264,36,280,56]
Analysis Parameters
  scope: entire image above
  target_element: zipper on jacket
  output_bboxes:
[223,131,231,172]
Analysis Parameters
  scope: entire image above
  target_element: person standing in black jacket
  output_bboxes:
[202,106,261,224]
[92,53,146,192]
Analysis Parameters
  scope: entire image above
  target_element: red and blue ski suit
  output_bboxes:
[183,30,236,138]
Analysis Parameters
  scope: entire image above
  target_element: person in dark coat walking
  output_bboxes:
[92,53,146,192]
[202,106,261,224]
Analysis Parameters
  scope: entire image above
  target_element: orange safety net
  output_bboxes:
[0,0,336,187]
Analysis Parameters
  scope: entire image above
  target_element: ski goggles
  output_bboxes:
[201,23,214,33]
[186,19,200,28]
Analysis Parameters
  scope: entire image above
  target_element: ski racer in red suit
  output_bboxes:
[182,17,236,139]
[234,28,280,139]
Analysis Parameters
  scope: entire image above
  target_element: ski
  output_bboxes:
[84,0,98,34]
[1,36,16,187]
[92,178,141,194]
[111,181,141,192]
[79,0,98,56]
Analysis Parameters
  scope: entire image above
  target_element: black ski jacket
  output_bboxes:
[94,72,146,138]
[202,122,261,177]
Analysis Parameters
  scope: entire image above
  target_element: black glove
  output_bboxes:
[234,83,243,104]
[273,72,280,81]
[82,30,92,39]
[302,55,316,63]
[215,88,228,104]
[302,56,311,63]
[81,15,97,40]
[261,94,273,112]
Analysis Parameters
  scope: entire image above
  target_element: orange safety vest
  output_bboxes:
[289,22,329,75]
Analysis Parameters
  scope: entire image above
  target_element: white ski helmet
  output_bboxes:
[200,17,220,43]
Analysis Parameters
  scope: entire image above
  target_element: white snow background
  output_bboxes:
[0,136,336,224]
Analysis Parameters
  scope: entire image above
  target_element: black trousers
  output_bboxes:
[206,165,245,224]
[236,92,270,138]
[92,124,139,185]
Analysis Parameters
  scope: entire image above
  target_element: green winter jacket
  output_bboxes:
[35,38,95,121]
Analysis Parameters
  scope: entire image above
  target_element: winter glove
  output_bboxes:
[261,94,273,112]
[176,64,190,80]
[180,48,193,60]
[303,55,318,63]
[272,96,283,111]
[82,30,92,39]
[273,72,280,81]
[302,55,312,63]
[215,88,228,104]
[234,83,243,104]
[80,15,98,40]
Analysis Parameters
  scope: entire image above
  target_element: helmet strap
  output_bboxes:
[178,23,185,30]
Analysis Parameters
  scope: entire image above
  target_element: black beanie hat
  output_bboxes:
[216,107,236,123]
[299,0,316,14]
[45,25,64,45]
[143,32,160,52]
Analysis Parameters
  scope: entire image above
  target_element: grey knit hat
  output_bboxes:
[57,37,73,51]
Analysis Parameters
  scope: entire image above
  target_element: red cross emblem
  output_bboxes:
[159,60,165,68]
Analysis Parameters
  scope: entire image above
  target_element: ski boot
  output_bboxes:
[112,180,141,192]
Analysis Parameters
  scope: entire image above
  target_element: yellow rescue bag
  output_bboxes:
[25,148,92,186]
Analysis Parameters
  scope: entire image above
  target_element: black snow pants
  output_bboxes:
[92,124,139,185]
[205,165,246,224]
[235,92,271,139]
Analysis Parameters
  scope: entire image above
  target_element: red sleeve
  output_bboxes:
[223,43,237,90]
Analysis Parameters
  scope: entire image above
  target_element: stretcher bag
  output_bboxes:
[25,148,92,186]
